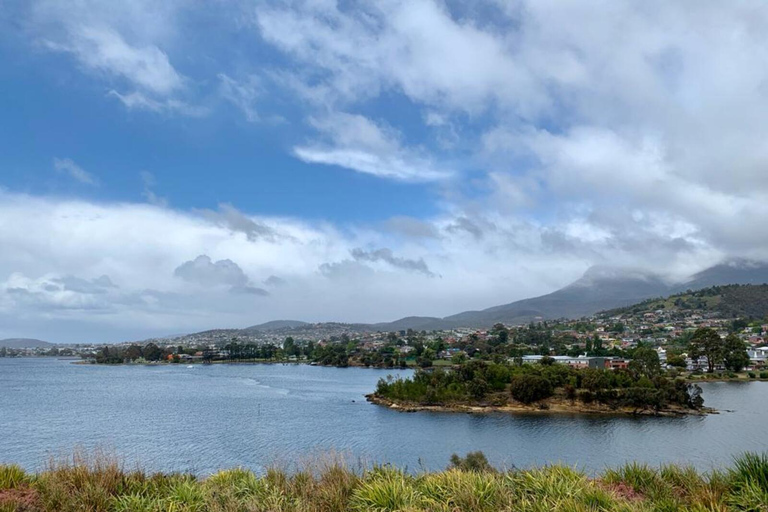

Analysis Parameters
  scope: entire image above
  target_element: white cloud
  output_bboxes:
[174,255,250,288]
[23,0,202,114]
[218,74,261,122]
[108,91,208,117]
[0,189,732,343]
[294,112,451,182]
[53,25,183,95]
[53,157,98,186]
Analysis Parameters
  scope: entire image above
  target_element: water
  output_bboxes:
[1,358,766,474]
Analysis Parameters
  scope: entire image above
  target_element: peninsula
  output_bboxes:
[368,359,710,417]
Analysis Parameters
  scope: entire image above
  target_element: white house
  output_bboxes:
[748,346,768,365]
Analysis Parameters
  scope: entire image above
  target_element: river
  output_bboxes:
[0,358,765,474]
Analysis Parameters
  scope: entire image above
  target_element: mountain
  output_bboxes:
[130,259,768,342]
[673,259,768,292]
[0,338,55,349]
[243,320,310,332]
[441,266,670,328]
[375,260,768,330]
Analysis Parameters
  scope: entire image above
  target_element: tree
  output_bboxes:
[723,334,750,372]
[629,347,661,378]
[510,375,553,404]
[689,328,723,373]
[124,344,143,361]
[490,323,509,346]
[666,353,687,368]
[143,343,162,361]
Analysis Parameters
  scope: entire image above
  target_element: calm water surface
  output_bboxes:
[1,358,766,474]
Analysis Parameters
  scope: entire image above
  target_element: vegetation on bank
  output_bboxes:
[2,451,768,511]
[373,356,706,415]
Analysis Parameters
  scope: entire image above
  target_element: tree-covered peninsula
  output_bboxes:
[370,357,708,416]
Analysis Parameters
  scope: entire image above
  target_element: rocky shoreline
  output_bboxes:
[366,394,715,417]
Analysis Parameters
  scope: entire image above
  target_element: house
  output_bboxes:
[519,355,606,370]
[605,358,629,370]
[748,347,768,366]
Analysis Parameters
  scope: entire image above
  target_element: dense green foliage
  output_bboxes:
[2,451,767,511]
[509,374,553,404]
[689,328,750,373]
[375,360,704,413]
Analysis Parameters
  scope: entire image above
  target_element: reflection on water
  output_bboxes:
[0,358,764,474]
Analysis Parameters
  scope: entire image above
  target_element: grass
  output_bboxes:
[1,451,767,511]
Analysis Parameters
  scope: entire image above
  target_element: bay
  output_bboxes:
[0,358,765,474]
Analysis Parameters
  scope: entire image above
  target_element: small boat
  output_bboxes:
[186,365,194,369]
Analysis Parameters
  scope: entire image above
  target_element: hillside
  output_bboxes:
[243,320,309,332]
[130,259,768,344]
[601,284,768,320]
[443,266,670,327]
[0,338,55,349]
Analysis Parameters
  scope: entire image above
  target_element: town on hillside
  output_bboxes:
[5,284,767,375]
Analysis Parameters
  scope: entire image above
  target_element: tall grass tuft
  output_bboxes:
[727,452,768,510]
[350,466,420,512]
[0,466,28,490]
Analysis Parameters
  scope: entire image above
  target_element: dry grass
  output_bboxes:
[0,450,766,511]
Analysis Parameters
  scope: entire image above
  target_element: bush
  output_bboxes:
[761,372,768,379]
[748,372,756,379]
[510,375,553,404]
[448,452,496,473]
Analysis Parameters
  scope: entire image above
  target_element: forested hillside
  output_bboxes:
[601,284,768,320]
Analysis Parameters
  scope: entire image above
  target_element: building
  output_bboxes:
[748,347,768,366]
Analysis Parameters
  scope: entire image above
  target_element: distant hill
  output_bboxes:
[441,266,670,328]
[129,259,768,343]
[363,316,463,332]
[673,259,768,293]
[0,338,55,349]
[243,320,309,332]
[601,284,768,320]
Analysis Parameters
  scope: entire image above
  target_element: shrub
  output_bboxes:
[749,372,757,379]
[448,452,496,473]
[510,375,553,404]
[761,371,768,379]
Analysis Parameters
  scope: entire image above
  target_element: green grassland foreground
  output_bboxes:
[2,451,768,511]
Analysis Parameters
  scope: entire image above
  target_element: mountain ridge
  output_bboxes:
[120,259,768,342]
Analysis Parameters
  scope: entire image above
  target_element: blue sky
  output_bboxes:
[2,0,768,343]
[0,22,441,223]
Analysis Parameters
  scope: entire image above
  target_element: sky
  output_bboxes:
[2,0,768,343]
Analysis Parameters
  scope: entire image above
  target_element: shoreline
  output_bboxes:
[71,359,409,370]
[366,394,715,417]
